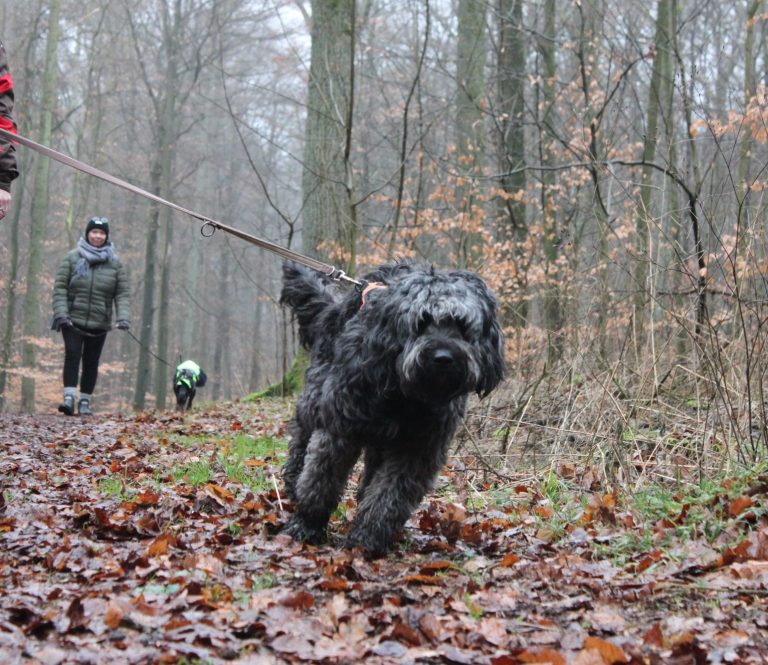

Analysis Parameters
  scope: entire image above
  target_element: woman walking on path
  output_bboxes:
[51,217,131,416]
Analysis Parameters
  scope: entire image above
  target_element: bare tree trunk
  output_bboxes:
[133,177,162,411]
[537,0,563,363]
[211,248,230,402]
[249,298,263,392]
[496,0,527,326]
[21,0,60,412]
[659,0,685,362]
[455,0,487,268]
[153,203,173,410]
[301,0,356,269]
[634,0,673,348]
[0,175,24,411]
[737,0,761,257]
[575,0,612,361]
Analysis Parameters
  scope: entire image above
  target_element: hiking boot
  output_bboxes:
[58,395,75,416]
[78,398,92,417]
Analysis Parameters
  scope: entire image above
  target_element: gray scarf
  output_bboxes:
[71,236,117,284]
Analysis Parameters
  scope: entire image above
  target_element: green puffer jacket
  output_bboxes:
[52,248,131,331]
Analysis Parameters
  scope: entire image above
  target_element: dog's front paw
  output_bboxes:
[283,517,327,545]
[344,527,393,557]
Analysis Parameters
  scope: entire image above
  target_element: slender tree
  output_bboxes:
[20,0,60,411]
[537,0,563,362]
[0,173,25,411]
[455,0,487,268]
[301,0,357,269]
[634,0,673,347]
[737,0,761,257]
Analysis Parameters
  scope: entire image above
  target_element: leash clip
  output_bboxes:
[325,267,347,281]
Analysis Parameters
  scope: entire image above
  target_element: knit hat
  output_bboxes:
[85,216,109,241]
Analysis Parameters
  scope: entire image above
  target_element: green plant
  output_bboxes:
[217,434,285,492]
[464,592,484,619]
[135,582,182,596]
[251,572,276,590]
[162,433,210,449]
[171,460,213,486]
[98,476,131,500]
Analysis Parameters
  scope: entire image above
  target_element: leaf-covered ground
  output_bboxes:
[1,402,767,665]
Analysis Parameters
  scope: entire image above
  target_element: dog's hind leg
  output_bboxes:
[283,430,359,545]
[356,448,383,504]
[283,420,311,502]
[346,448,447,554]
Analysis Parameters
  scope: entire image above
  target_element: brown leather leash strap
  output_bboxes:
[0,127,361,287]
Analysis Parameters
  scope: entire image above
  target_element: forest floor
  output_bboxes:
[1,400,767,665]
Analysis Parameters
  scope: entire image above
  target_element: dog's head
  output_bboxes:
[174,370,196,408]
[358,263,506,404]
[175,383,192,409]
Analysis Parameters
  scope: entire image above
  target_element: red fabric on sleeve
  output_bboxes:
[0,116,16,134]
[0,73,12,94]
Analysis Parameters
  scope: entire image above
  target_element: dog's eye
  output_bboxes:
[417,313,433,333]
[452,318,472,339]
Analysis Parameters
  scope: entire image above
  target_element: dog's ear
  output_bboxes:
[476,316,506,398]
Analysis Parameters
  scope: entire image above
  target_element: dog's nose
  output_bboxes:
[432,349,454,365]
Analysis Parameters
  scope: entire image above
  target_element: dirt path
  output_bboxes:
[1,407,767,664]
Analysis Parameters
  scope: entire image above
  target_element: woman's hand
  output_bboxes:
[52,317,73,331]
[0,189,11,220]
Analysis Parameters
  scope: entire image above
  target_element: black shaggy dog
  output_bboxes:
[280,260,505,555]
[173,362,207,412]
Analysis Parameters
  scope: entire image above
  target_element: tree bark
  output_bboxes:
[537,0,563,362]
[634,0,673,346]
[496,0,528,326]
[20,0,60,411]
[301,0,356,269]
[0,173,24,411]
[455,0,487,268]
[737,0,761,256]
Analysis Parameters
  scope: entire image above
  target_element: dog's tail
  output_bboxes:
[280,261,343,349]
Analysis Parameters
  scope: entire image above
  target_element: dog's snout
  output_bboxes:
[432,348,454,365]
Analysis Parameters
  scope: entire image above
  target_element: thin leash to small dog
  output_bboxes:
[123,328,174,368]
[68,323,175,368]
[0,128,363,289]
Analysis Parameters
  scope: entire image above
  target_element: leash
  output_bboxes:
[0,128,362,288]
[64,323,175,368]
[123,328,174,368]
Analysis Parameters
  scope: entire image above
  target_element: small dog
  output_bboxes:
[173,360,207,411]
[280,260,505,554]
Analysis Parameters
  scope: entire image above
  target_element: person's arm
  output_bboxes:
[51,255,73,329]
[114,260,131,325]
[0,40,19,211]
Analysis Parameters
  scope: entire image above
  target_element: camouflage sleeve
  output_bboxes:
[0,40,19,192]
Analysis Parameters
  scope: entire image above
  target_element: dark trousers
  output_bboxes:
[61,326,107,394]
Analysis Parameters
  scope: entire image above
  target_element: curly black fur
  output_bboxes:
[280,260,505,554]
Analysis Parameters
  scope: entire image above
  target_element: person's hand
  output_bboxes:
[0,189,11,220]
[53,317,73,331]
[116,320,130,330]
